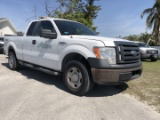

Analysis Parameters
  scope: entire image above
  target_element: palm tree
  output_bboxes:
[141,0,160,45]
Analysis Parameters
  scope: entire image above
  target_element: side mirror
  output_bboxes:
[40,29,57,39]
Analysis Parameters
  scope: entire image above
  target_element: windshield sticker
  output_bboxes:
[64,32,69,35]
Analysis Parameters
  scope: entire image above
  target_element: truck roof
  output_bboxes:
[33,16,79,23]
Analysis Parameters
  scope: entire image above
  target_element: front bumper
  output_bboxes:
[141,53,158,59]
[88,58,142,84]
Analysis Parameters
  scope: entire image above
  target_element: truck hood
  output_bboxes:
[71,35,130,46]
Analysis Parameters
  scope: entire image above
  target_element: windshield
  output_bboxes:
[137,43,150,48]
[54,20,96,36]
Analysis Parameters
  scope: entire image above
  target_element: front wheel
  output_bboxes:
[151,58,157,62]
[8,51,19,70]
[63,60,93,96]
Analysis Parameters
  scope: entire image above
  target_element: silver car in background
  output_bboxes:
[135,41,159,61]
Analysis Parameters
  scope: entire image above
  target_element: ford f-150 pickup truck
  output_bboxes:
[4,17,142,95]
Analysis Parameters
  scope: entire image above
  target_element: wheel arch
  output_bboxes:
[57,45,96,71]
[61,53,91,72]
[8,45,18,59]
[6,42,17,56]
[8,46,15,53]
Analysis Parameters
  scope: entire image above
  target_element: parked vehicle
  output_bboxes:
[0,37,4,53]
[4,17,142,95]
[135,41,159,61]
[150,46,160,59]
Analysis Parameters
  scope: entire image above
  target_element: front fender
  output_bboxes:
[57,45,96,71]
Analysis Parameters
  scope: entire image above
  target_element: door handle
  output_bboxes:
[32,40,36,45]
[59,42,67,45]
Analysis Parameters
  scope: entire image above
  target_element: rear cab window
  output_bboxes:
[26,22,38,36]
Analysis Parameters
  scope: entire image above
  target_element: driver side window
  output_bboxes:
[35,21,56,36]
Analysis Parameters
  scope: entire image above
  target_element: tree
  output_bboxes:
[141,0,160,45]
[44,0,60,17]
[123,34,139,41]
[138,32,153,43]
[122,33,157,45]
[45,0,101,32]
[26,5,38,21]
[84,0,101,31]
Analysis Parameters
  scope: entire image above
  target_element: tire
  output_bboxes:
[8,51,19,70]
[63,60,94,96]
[151,58,157,62]
[0,50,3,54]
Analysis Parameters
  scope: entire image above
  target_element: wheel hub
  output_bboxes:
[9,55,14,67]
[67,67,83,89]
[71,73,79,83]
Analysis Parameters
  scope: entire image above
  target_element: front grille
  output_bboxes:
[115,41,140,64]
[146,50,158,54]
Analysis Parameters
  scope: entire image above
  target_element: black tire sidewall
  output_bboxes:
[8,52,18,70]
[63,60,91,95]
[151,58,157,62]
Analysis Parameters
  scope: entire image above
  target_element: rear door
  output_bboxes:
[23,22,38,63]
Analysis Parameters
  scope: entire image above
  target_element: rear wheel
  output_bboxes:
[8,51,19,70]
[63,60,94,96]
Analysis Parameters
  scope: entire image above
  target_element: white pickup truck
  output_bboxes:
[4,17,142,95]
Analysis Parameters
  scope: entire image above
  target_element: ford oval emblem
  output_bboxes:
[131,50,137,56]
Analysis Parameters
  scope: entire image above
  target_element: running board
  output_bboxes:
[19,61,60,75]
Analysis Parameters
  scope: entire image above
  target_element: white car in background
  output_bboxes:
[151,46,160,59]
[135,41,159,61]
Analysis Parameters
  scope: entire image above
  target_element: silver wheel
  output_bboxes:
[67,67,83,89]
[64,60,94,95]
[9,54,15,68]
[8,52,19,70]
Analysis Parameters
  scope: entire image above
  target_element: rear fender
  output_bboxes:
[6,42,17,56]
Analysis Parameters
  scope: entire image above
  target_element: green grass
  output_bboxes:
[124,60,160,112]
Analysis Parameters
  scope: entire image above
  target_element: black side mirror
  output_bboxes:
[40,29,57,39]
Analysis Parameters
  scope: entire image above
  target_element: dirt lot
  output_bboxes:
[122,60,160,112]
[0,54,160,120]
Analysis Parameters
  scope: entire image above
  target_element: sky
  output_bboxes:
[0,0,155,37]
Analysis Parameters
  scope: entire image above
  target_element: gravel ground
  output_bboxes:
[0,54,160,120]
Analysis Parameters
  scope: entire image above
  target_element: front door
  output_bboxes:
[31,20,58,70]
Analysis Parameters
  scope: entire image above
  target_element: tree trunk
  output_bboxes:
[153,18,160,45]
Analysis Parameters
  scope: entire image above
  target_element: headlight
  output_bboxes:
[93,47,116,64]
[141,50,146,54]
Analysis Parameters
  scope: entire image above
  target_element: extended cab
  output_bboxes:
[4,17,142,95]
